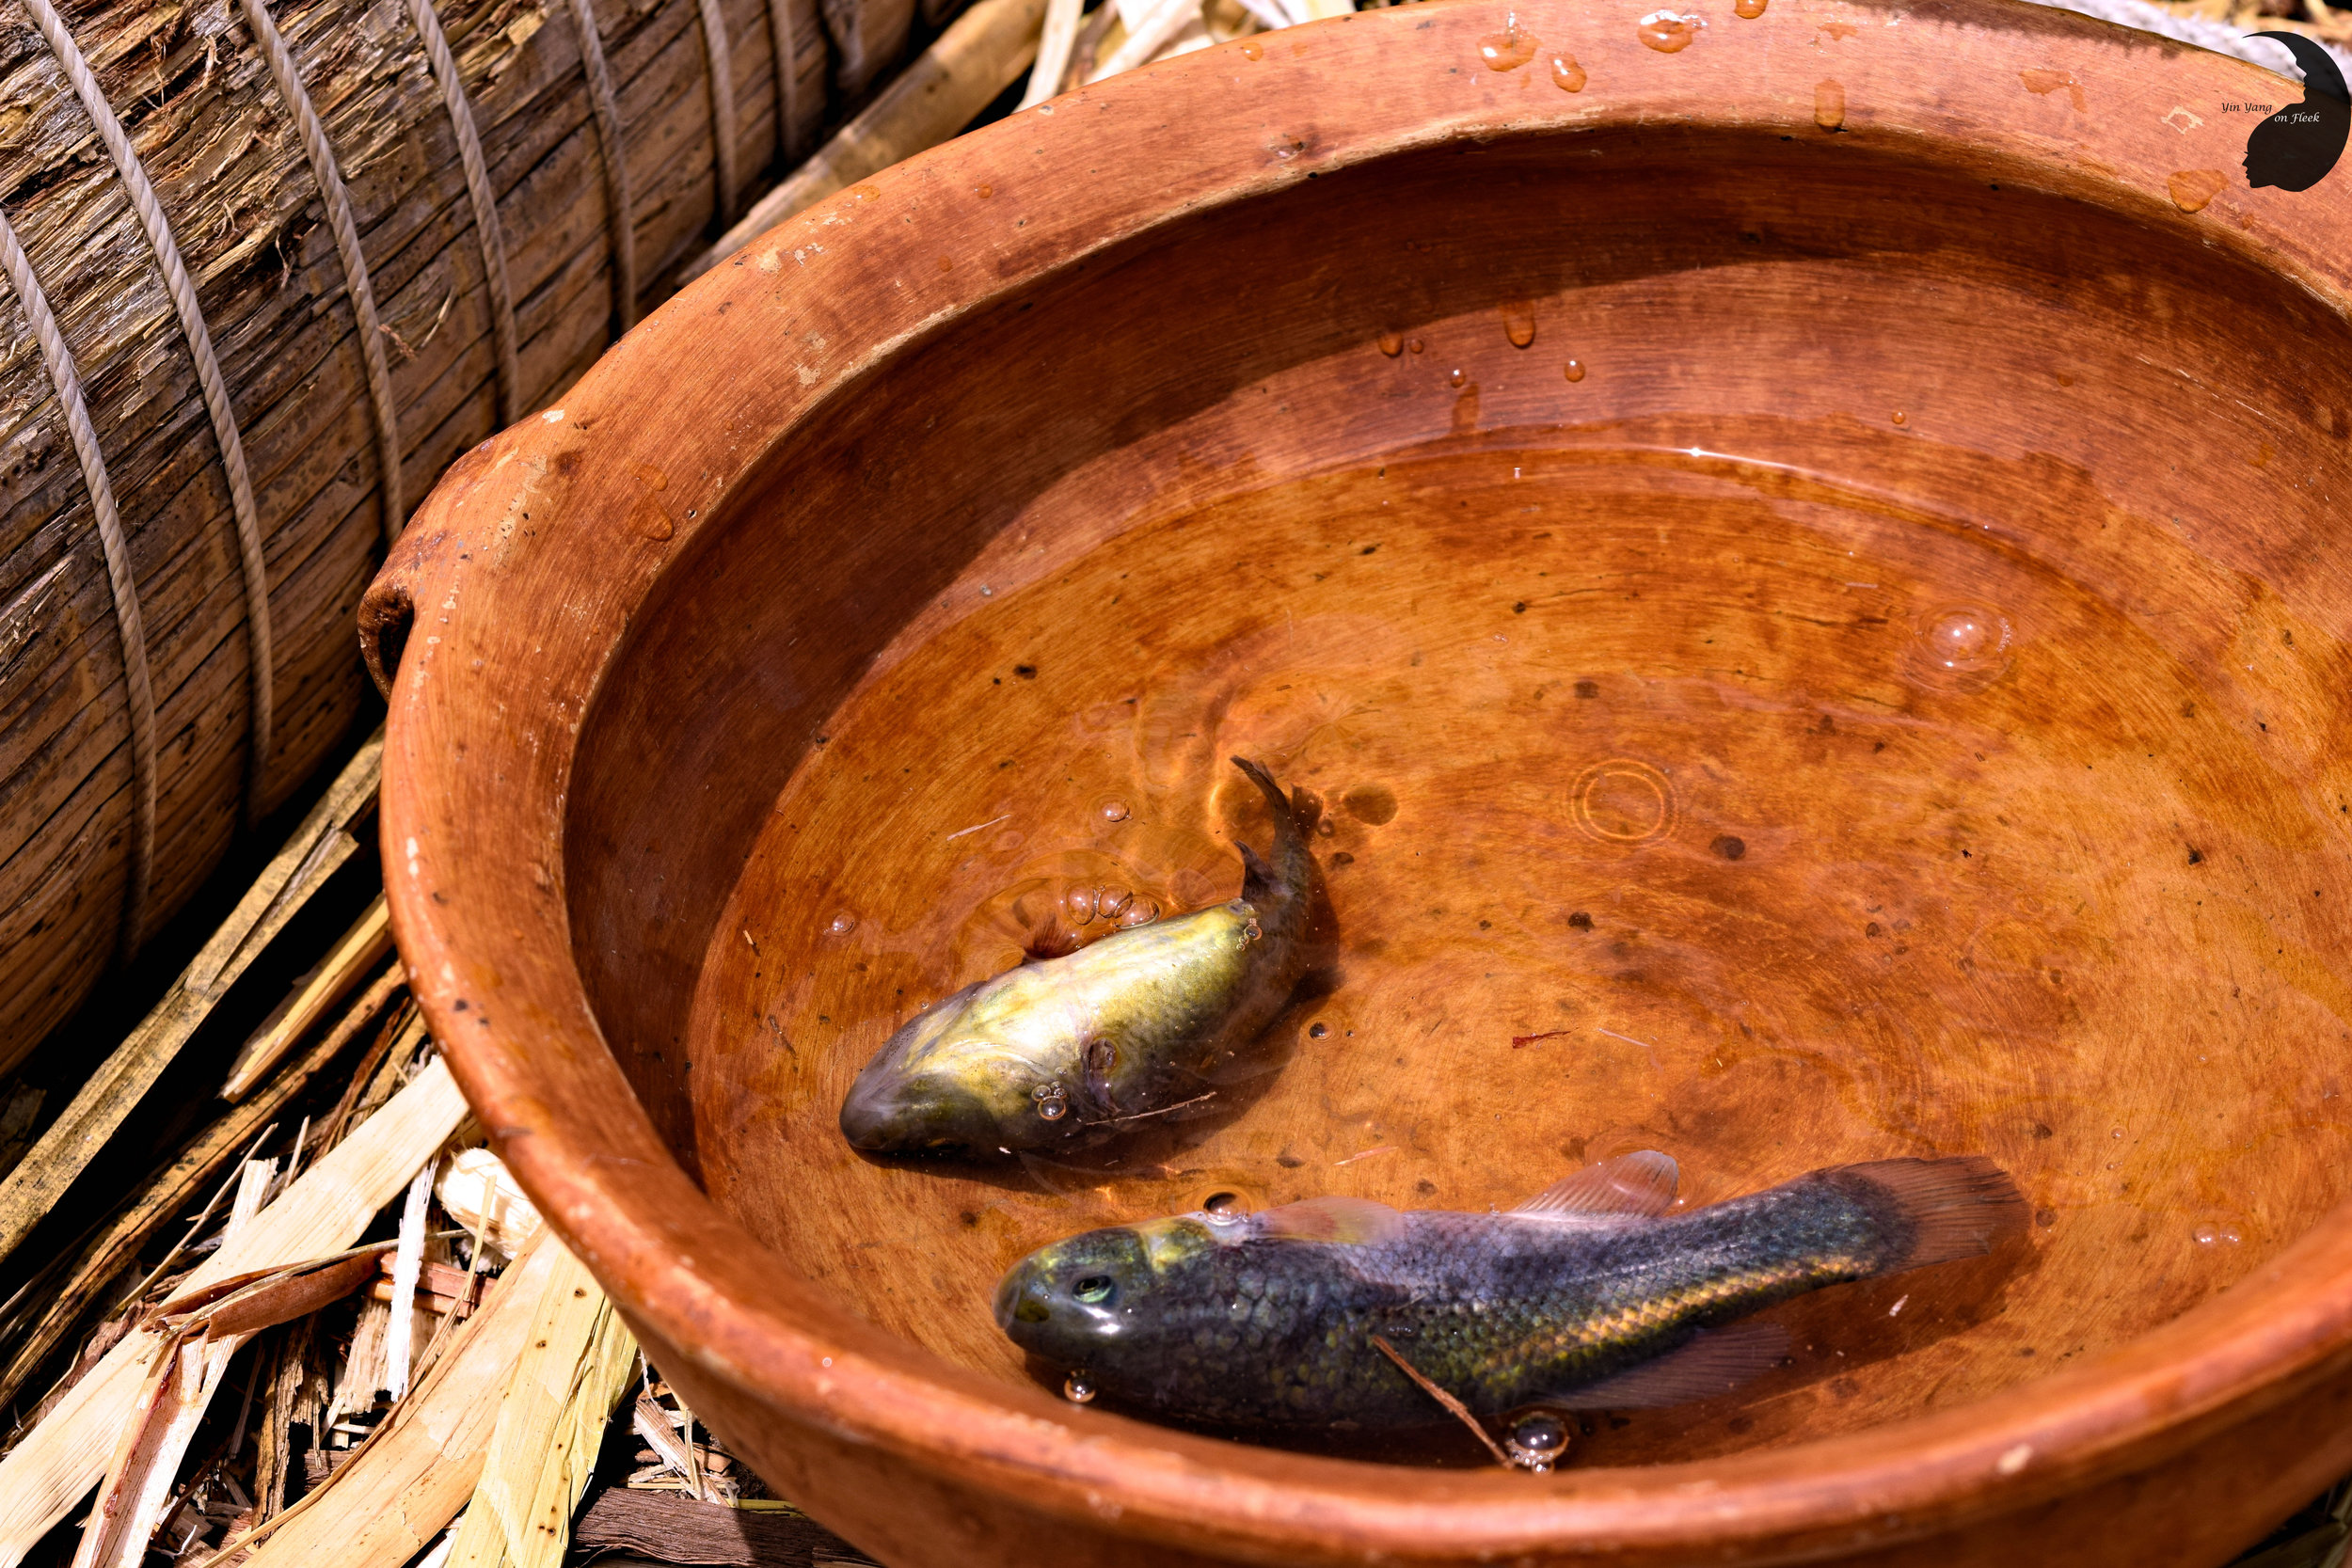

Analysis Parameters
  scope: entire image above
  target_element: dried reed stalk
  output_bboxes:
[219,1232,562,1568]
[70,1162,277,1568]
[0,986,382,1412]
[0,1056,468,1560]
[223,894,396,1101]
[0,734,382,1268]
[445,1247,639,1568]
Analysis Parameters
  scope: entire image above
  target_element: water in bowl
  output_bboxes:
[687,433,2352,1467]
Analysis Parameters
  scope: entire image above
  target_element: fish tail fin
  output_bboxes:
[1229,756,1320,898]
[1833,1156,2028,1275]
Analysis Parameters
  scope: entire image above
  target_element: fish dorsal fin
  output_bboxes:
[1252,1196,1405,1245]
[1511,1150,1679,1219]
[1551,1323,1789,1410]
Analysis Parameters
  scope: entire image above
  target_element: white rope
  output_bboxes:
[697,0,741,228]
[0,206,157,956]
[765,0,807,165]
[237,0,407,546]
[19,0,275,825]
[405,0,521,426]
[565,0,638,331]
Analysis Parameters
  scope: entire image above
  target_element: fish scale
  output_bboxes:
[996,1154,2026,1431]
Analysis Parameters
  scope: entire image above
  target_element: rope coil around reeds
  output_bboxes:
[18,0,276,826]
[565,0,638,332]
[236,0,408,546]
[405,0,521,425]
[0,206,157,955]
[696,0,740,228]
[764,0,803,164]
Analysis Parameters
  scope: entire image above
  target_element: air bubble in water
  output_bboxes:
[1063,1372,1096,1403]
[1100,799,1131,822]
[827,912,858,936]
[1507,1412,1568,1470]
[1033,1084,1070,1121]
[2194,1224,2218,1244]
[1910,604,2013,690]
[1119,896,1160,927]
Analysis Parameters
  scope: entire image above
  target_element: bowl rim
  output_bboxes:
[371,0,2352,1556]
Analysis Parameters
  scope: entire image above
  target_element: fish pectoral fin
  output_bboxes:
[1549,1323,1790,1410]
[1511,1151,1679,1219]
[1253,1196,1406,1245]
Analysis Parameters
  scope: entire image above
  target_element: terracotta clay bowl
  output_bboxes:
[364,2,2352,1561]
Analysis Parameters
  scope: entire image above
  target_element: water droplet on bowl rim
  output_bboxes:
[1816,78,1846,131]
[1549,52,1586,90]
[1563,359,1586,382]
[1376,331,1405,357]
[1478,12,1539,70]
[1637,10,1701,52]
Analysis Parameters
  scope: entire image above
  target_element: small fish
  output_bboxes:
[839,757,1325,1156]
[994,1151,2025,1430]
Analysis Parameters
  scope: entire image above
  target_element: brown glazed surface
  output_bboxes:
[369,3,2352,1562]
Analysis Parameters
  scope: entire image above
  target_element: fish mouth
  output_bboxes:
[993,1265,1048,1335]
[838,1067,995,1154]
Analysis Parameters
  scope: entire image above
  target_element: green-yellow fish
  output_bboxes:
[839,757,1325,1156]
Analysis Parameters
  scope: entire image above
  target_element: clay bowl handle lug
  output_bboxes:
[359,436,513,696]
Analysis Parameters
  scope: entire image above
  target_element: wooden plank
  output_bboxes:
[570,1490,882,1568]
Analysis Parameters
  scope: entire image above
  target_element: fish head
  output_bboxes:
[994,1218,1215,1358]
[838,994,1061,1155]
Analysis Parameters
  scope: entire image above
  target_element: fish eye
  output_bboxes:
[1072,1275,1117,1305]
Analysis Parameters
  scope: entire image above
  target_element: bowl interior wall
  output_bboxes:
[566,126,2352,1465]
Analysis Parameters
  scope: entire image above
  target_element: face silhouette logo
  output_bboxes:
[2245,32,2348,192]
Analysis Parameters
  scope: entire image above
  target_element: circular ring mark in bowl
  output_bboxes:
[1570,758,1677,845]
